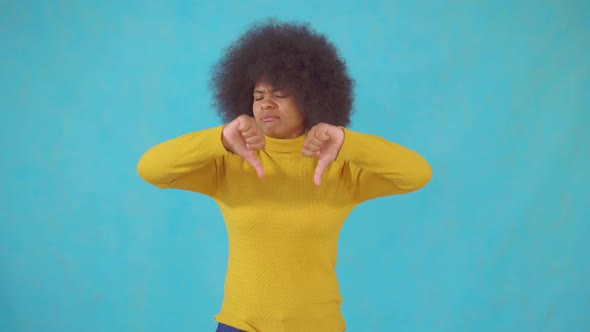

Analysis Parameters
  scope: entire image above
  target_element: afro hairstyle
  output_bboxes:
[209,18,354,129]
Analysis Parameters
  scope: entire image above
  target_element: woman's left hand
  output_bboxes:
[301,123,345,186]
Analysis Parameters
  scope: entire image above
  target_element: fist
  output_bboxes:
[301,123,345,186]
[222,114,266,177]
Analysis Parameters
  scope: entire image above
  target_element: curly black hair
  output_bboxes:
[209,18,354,129]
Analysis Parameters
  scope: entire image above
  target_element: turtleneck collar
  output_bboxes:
[263,133,306,154]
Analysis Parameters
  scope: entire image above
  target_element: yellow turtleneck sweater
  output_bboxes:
[137,125,431,332]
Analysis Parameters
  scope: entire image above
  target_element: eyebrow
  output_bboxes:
[253,88,289,95]
[253,88,278,94]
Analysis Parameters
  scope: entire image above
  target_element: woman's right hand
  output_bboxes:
[222,114,266,178]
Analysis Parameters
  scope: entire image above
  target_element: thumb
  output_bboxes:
[244,153,264,178]
[314,158,330,186]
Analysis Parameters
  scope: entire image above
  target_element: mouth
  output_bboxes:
[261,116,280,123]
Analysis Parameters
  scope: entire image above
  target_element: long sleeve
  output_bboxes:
[136,125,229,196]
[336,128,432,202]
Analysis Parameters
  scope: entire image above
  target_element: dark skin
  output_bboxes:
[221,80,344,186]
[209,21,354,130]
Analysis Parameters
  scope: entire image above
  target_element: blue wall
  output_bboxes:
[1,1,588,331]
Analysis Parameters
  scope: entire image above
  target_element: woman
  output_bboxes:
[137,19,432,332]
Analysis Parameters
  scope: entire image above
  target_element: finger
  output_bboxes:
[301,146,322,157]
[302,142,323,156]
[246,141,265,150]
[301,143,320,153]
[302,136,323,153]
[304,137,323,149]
[314,125,330,143]
[244,155,264,178]
[245,133,265,149]
[241,126,258,139]
[314,159,330,186]
[237,117,250,132]
[245,135,263,144]
[239,118,259,138]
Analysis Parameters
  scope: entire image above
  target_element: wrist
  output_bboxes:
[221,126,232,152]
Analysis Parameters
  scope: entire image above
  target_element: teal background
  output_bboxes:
[1,1,589,331]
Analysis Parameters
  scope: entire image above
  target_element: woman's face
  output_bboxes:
[252,80,305,139]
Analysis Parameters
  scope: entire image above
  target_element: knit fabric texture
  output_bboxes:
[137,125,431,332]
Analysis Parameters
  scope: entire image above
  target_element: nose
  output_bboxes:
[261,99,276,110]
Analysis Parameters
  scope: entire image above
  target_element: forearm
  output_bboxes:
[137,125,228,189]
[337,128,432,199]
